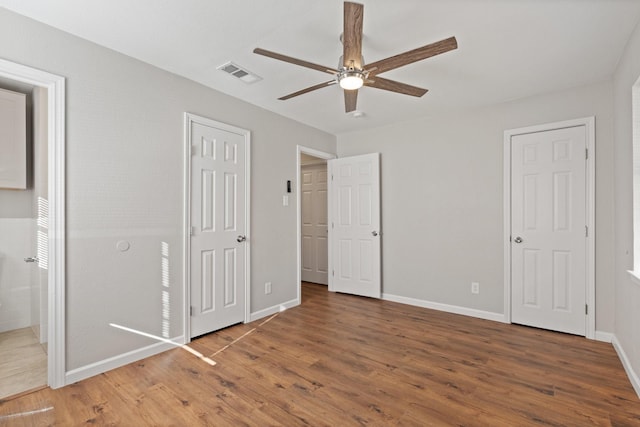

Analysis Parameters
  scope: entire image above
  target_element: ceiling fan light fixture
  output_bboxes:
[338,70,365,90]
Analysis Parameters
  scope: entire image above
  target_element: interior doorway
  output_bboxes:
[0,79,48,399]
[296,146,336,302]
[0,58,66,390]
[300,155,329,285]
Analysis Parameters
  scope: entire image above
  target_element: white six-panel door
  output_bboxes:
[189,117,248,338]
[510,125,586,335]
[301,163,329,285]
[329,153,381,298]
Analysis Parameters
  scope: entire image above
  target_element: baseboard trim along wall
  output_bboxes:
[594,331,614,343]
[250,298,299,323]
[612,335,640,399]
[65,336,185,385]
[382,293,507,323]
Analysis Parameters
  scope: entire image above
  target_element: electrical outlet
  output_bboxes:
[471,282,480,294]
[265,282,272,295]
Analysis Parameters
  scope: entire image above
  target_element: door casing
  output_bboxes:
[183,113,251,341]
[503,117,595,339]
[0,58,66,388]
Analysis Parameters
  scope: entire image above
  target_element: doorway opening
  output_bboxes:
[296,146,336,303]
[0,79,48,399]
[0,58,66,391]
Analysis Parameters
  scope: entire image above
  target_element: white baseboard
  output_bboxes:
[382,293,506,323]
[250,298,299,322]
[594,331,614,343]
[611,334,640,398]
[65,336,185,385]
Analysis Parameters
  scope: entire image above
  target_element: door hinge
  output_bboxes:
[332,222,334,229]
[191,145,197,156]
[585,148,588,160]
[585,225,588,237]
[585,304,588,315]
[332,270,335,277]
[190,226,195,236]
[331,174,334,181]
[190,306,194,316]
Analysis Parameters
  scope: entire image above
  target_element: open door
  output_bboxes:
[328,153,381,298]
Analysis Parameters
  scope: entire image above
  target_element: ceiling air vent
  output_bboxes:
[217,62,262,84]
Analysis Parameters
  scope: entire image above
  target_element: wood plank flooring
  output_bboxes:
[0,328,47,400]
[1,282,639,426]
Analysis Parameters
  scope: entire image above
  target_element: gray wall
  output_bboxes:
[613,16,640,387]
[0,9,336,371]
[338,80,615,331]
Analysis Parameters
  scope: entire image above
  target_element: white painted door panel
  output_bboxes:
[190,121,247,338]
[329,153,381,298]
[511,125,586,335]
[301,164,329,284]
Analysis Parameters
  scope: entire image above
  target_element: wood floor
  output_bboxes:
[1,282,639,426]
[0,328,47,400]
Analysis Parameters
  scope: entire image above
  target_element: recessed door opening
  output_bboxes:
[297,146,335,303]
[300,154,329,286]
[0,78,48,398]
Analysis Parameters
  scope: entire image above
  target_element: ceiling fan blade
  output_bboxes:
[365,76,428,97]
[254,48,338,75]
[344,89,358,113]
[279,80,337,101]
[343,2,364,69]
[365,36,458,76]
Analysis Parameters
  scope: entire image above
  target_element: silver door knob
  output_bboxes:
[372,231,378,237]
[513,236,523,243]
[24,257,39,263]
[237,235,247,243]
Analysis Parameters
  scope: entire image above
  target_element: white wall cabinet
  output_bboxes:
[0,87,26,189]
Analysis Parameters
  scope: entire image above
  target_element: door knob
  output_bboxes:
[237,235,247,243]
[371,231,378,237]
[513,236,523,243]
[24,257,39,263]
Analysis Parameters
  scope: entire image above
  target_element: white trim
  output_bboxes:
[296,146,336,302]
[612,335,640,398]
[594,331,614,343]
[382,293,506,323]
[249,298,299,322]
[503,117,596,339]
[183,113,251,342]
[627,270,640,288]
[65,337,183,385]
[0,58,66,388]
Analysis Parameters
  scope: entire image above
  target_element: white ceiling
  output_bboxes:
[2,0,640,135]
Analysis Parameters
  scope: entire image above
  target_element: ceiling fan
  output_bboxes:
[253,1,458,113]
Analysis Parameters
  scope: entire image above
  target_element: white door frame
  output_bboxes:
[0,58,66,388]
[503,117,595,339]
[183,113,251,342]
[296,146,336,302]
